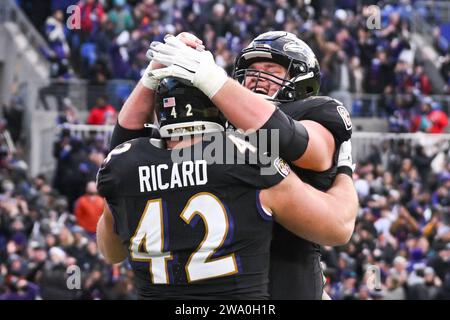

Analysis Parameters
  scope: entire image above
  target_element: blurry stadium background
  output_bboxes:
[0,0,449,300]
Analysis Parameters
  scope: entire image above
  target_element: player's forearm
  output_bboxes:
[211,79,276,130]
[118,82,156,130]
[269,179,342,245]
[325,174,359,240]
[97,208,127,264]
[289,183,355,246]
[267,173,357,246]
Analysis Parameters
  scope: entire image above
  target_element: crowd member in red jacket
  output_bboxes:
[413,64,432,96]
[87,96,117,125]
[428,103,449,133]
[412,97,449,133]
[74,181,104,234]
[78,0,106,36]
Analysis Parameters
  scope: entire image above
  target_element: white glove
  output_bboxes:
[337,140,356,173]
[140,62,159,90]
[147,35,228,99]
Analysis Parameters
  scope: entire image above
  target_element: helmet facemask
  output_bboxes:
[235,62,294,103]
[233,32,321,103]
[234,56,318,103]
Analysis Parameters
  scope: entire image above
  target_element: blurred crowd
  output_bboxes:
[1,103,136,299]
[323,138,450,299]
[17,0,450,130]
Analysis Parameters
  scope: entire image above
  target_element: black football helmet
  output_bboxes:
[155,77,225,138]
[233,31,321,102]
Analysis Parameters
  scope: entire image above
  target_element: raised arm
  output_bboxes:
[118,81,156,130]
[110,33,204,149]
[109,64,159,150]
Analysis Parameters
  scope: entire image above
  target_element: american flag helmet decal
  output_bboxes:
[163,97,176,108]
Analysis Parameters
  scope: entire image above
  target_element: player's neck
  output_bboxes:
[165,136,203,150]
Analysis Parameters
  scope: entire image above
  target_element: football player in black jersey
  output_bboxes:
[97,77,356,299]
[147,31,358,299]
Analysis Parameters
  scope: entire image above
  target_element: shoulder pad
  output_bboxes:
[97,141,135,198]
[279,96,352,144]
[104,141,133,167]
[279,96,339,115]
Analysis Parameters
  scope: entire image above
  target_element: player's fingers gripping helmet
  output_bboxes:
[233,31,320,102]
[156,77,225,138]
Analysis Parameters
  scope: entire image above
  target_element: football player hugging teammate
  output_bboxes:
[96,32,359,300]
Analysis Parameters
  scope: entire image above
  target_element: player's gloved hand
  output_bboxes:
[337,140,355,177]
[140,33,203,90]
[147,35,228,99]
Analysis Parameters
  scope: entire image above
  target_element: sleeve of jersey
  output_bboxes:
[96,157,120,198]
[226,159,290,189]
[110,122,158,151]
[301,101,353,145]
[105,198,125,236]
[224,134,291,189]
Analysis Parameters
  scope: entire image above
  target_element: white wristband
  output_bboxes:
[195,64,229,99]
[141,64,159,90]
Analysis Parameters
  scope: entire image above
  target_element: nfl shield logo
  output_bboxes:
[274,157,291,177]
[337,105,352,131]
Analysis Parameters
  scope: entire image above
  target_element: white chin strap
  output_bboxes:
[159,121,224,138]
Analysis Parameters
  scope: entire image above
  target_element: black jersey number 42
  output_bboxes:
[129,192,238,283]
